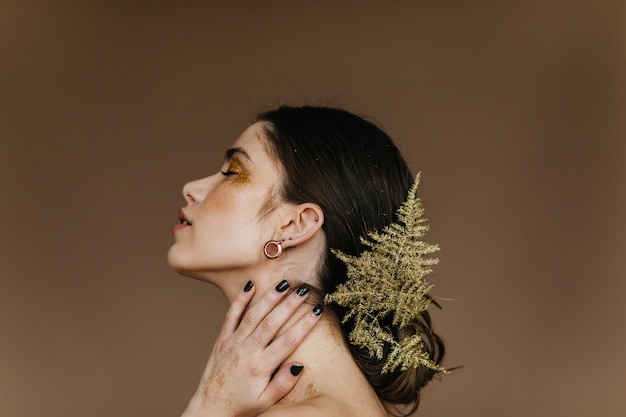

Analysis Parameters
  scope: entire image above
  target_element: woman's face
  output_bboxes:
[167,122,285,279]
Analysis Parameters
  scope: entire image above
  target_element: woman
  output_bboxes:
[168,106,446,417]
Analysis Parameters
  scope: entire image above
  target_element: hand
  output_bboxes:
[181,280,324,417]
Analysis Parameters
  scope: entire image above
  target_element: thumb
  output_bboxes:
[259,362,305,405]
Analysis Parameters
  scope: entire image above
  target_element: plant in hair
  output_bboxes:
[325,174,446,374]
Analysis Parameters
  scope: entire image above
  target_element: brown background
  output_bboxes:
[1,2,624,417]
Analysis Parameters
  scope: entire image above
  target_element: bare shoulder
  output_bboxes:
[260,395,388,417]
[259,400,353,417]
[260,319,390,417]
[259,403,328,417]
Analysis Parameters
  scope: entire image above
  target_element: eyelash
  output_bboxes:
[221,170,237,177]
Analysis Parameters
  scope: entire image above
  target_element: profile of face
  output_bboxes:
[167,105,444,414]
[167,122,286,281]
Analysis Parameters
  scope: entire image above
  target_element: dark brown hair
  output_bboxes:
[257,106,445,415]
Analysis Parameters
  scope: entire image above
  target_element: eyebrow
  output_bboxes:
[225,147,252,161]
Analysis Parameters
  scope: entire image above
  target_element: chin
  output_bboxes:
[166,247,214,283]
[167,246,193,275]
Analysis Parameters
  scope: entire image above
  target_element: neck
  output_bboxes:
[200,247,324,304]
[196,268,390,415]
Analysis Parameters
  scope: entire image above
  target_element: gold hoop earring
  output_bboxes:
[263,240,283,259]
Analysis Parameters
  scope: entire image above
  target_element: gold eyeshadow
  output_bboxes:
[228,159,250,186]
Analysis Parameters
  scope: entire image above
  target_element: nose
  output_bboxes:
[182,175,214,204]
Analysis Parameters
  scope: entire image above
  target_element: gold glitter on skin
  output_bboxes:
[213,371,226,392]
[240,312,254,331]
[201,382,208,403]
[201,371,226,403]
[225,159,250,186]
[277,377,324,405]
[304,382,322,401]
[227,352,240,372]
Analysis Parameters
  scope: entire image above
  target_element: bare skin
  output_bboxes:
[170,123,391,417]
[181,283,390,417]
[262,313,391,417]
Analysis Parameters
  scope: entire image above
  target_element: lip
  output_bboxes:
[172,223,189,233]
[173,208,192,234]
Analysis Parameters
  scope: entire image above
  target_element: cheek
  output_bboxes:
[200,185,266,229]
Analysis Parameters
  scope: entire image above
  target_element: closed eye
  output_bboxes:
[221,159,243,177]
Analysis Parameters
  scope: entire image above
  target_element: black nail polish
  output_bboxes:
[290,365,304,376]
[296,285,309,296]
[275,280,289,292]
[312,304,324,316]
[243,281,253,292]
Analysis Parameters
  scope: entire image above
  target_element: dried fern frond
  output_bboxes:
[325,174,446,374]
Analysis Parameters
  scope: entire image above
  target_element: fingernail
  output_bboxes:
[296,285,309,296]
[243,281,253,292]
[290,365,304,376]
[275,280,289,292]
[312,304,324,316]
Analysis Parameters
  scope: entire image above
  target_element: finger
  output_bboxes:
[222,280,256,336]
[235,279,291,338]
[252,284,312,347]
[258,362,305,406]
[264,303,324,360]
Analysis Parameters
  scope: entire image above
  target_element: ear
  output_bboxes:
[276,203,324,249]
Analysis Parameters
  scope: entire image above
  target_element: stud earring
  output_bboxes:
[263,240,283,259]
[314,216,319,222]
